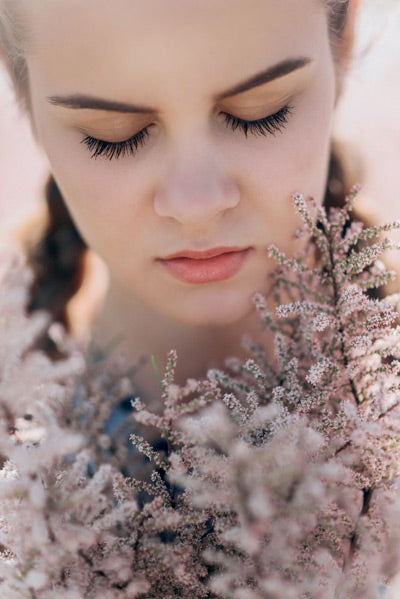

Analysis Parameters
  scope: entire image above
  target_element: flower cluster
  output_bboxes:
[0,187,400,598]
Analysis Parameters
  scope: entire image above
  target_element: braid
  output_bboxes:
[327,1,350,37]
[25,175,87,332]
[324,139,362,210]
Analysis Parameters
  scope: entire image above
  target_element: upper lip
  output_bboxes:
[161,246,250,260]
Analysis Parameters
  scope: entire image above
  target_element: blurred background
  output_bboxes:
[0,0,400,236]
[334,0,400,225]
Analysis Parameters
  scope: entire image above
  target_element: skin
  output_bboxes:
[23,0,353,400]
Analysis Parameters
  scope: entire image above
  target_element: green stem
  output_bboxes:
[151,355,164,389]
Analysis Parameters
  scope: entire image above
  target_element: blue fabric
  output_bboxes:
[104,394,136,440]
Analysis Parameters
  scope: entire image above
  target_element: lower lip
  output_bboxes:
[159,248,252,284]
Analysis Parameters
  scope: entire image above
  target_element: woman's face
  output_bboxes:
[26,0,338,326]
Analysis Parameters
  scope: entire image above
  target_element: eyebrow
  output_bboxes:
[47,56,312,114]
[214,56,312,101]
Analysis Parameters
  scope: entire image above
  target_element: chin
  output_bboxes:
[160,287,257,327]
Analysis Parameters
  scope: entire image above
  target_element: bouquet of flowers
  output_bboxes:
[0,187,400,599]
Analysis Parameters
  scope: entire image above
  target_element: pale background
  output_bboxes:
[0,0,400,235]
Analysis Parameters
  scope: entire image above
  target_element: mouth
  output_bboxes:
[157,246,253,284]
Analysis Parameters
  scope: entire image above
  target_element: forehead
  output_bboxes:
[24,0,327,102]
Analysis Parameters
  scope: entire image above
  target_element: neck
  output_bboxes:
[89,276,270,408]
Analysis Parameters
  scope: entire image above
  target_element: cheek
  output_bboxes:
[68,169,151,264]
[241,87,334,205]
[231,92,334,254]
[42,135,151,258]
[30,103,151,256]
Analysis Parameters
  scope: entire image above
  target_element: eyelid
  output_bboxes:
[219,86,297,117]
[79,98,289,143]
[222,104,293,137]
[81,127,152,160]
[76,121,152,142]
[81,103,293,160]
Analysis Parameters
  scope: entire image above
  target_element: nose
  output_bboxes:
[153,143,240,226]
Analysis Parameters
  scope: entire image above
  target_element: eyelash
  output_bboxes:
[81,104,293,161]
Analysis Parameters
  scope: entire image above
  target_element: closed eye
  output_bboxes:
[222,104,293,137]
[80,104,293,161]
[80,127,152,161]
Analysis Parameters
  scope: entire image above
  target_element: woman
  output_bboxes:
[0,0,360,402]
[2,5,400,597]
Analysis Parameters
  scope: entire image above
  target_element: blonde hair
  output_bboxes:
[0,0,30,110]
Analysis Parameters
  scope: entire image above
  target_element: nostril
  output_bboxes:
[222,178,241,209]
[153,188,170,218]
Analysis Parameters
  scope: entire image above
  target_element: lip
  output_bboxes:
[157,246,253,284]
[162,246,248,260]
